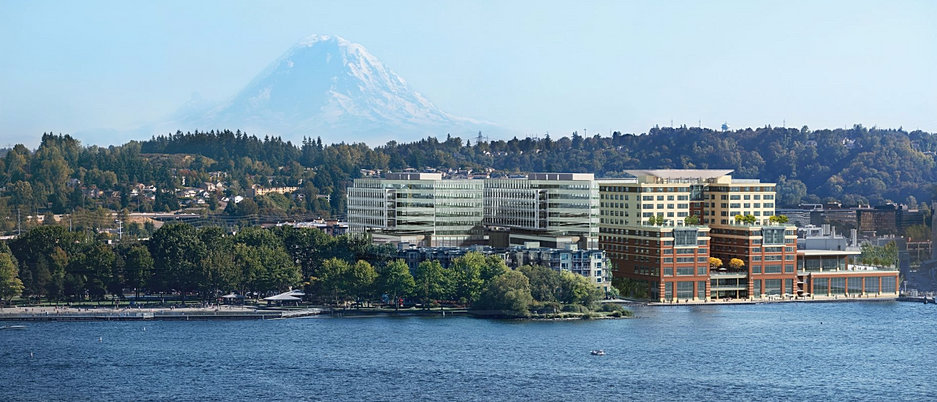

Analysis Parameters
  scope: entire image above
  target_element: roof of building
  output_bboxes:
[385,172,443,180]
[263,290,305,301]
[527,173,594,181]
[797,249,862,257]
[624,169,734,180]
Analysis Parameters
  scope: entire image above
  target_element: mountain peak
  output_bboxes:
[296,34,350,47]
[160,35,505,145]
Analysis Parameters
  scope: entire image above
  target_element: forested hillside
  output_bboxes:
[1,125,934,231]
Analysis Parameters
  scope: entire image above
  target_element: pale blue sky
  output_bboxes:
[1,0,935,146]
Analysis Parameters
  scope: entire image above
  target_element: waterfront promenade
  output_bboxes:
[0,305,323,321]
[648,294,899,306]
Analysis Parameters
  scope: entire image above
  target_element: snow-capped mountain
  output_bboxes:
[168,34,503,144]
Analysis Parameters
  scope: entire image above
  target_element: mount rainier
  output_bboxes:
[164,34,504,145]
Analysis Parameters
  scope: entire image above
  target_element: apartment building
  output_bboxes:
[708,223,799,298]
[396,243,610,291]
[601,225,712,301]
[598,169,775,228]
[599,169,784,302]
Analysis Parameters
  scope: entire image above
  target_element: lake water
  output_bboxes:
[2,301,935,401]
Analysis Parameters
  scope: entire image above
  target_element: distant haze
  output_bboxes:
[1,1,935,147]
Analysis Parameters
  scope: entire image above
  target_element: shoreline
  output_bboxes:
[0,296,919,322]
[647,295,900,306]
[0,305,323,321]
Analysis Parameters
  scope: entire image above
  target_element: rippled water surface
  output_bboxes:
[2,301,935,401]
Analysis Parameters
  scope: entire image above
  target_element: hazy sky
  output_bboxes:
[1,0,935,147]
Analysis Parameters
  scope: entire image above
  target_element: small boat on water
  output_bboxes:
[590,349,606,356]
[0,325,26,330]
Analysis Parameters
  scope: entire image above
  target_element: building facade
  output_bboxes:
[347,172,486,247]
[396,244,610,291]
[484,173,599,249]
[599,169,782,302]
[798,250,899,298]
[709,223,799,298]
[598,169,776,229]
[600,225,712,301]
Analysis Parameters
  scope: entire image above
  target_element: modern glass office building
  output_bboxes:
[485,173,599,250]
[349,172,600,249]
[347,172,486,247]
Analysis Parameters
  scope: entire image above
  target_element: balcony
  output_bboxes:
[709,270,748,279]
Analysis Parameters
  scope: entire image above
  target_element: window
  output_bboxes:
[785,279,794,295]
[830,277,846,295]
[664,282,673,299]
[676,267,694,276]
[864,277,879,293]
[753,279,762,297]
[764,279,782,295]
[882,276,896,293]
[697,265,707,275]
[762,228,785,244]
[752,265,762,274]
[764,264,782,274]
[848,278,862,295]
[664,267,673,276]
[677,281,694,299]
[784,264,794,273]
[673,229,698,246]
[697,281,707,300]
[813,277,829,295]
